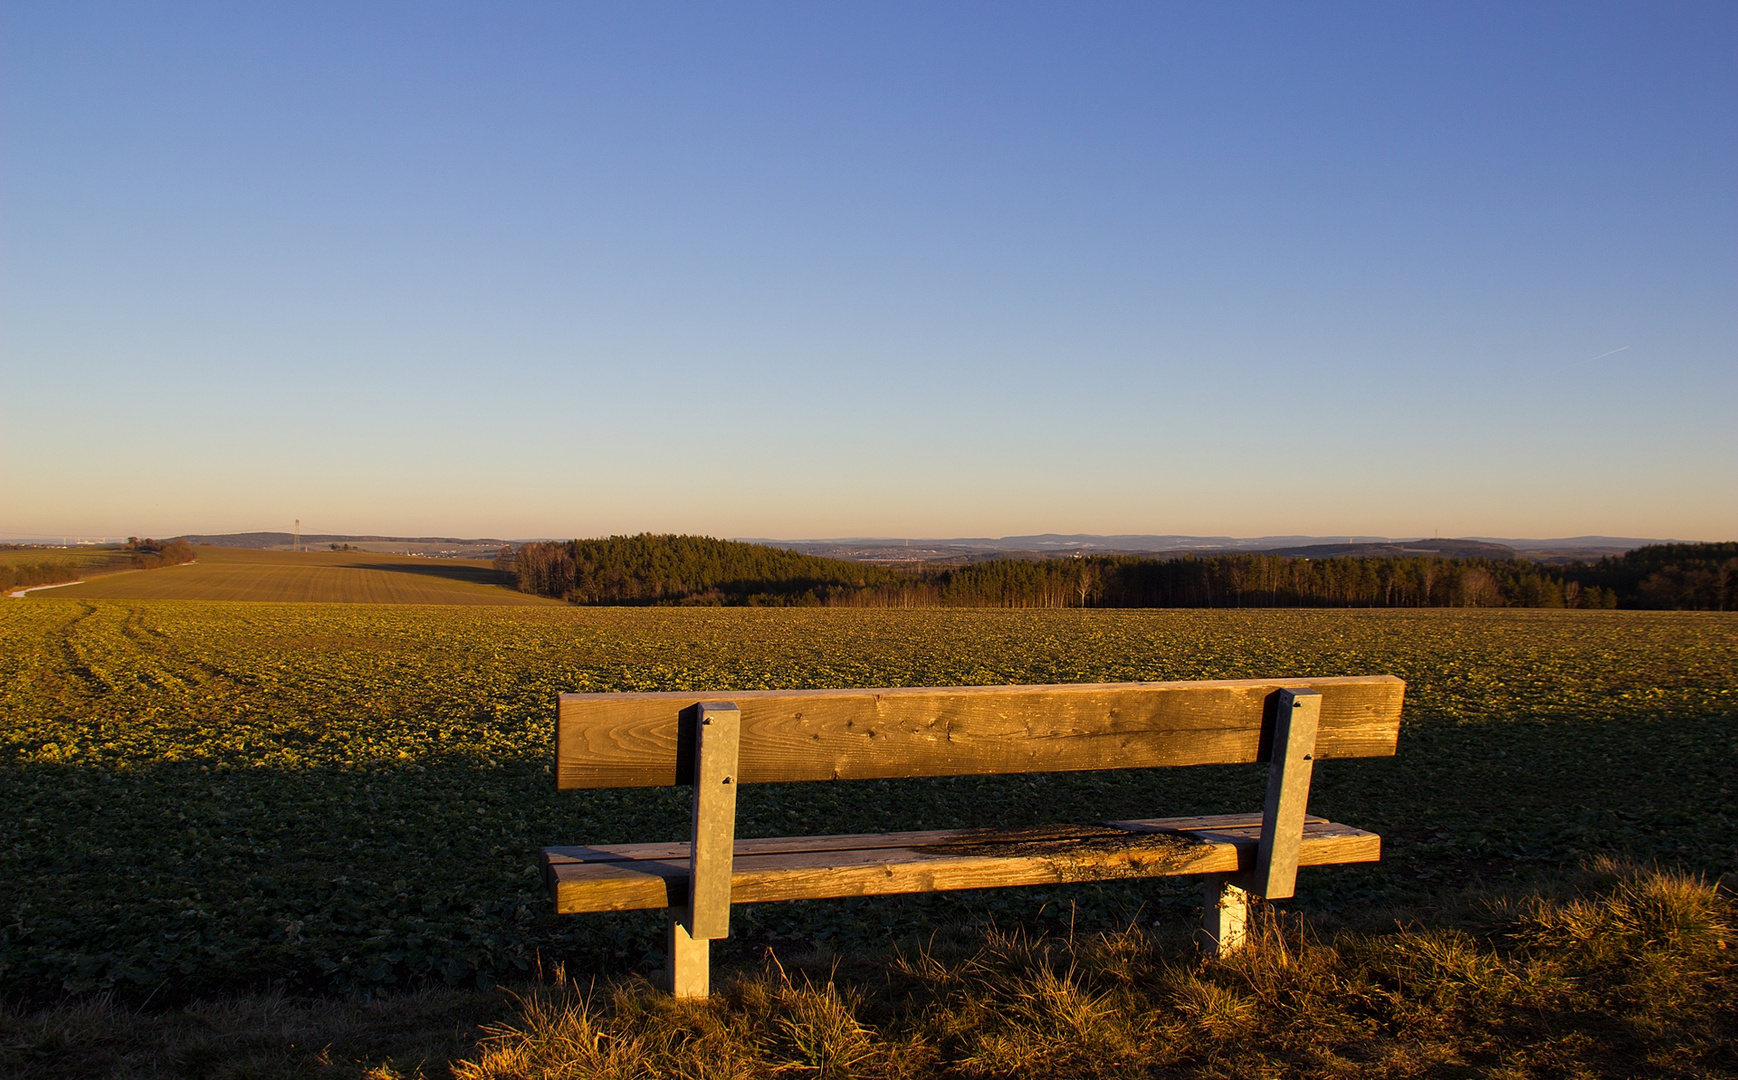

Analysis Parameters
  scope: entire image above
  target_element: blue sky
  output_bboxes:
[3,3,1733,540]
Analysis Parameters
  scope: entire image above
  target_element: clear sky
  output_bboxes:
[3,3,1733,541]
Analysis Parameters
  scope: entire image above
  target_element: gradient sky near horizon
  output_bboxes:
[3,3,1734,542]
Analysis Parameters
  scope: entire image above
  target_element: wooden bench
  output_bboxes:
[542,676,1404,997]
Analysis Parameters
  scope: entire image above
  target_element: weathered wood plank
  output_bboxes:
[556,676,1405,789]
[685,703,739,941]
[1251,688,1320,900]
[545,818,1381,914]
[1202,876,1250,955]
[544,814,1334,865]
[665,915,709,998]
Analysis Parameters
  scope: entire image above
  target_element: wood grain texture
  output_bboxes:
[556,676,1405,789]
[545,814,1334,865]
[544,815,1380,914]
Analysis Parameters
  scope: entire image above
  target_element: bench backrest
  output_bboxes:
[556,675,1405,790]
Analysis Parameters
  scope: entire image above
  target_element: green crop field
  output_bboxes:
[40,546,559,605]
[4,600,1734,1007]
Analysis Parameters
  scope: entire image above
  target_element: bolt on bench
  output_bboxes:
[542,676,1405,997]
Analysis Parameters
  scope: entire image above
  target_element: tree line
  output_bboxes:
[1560,542,1737,611]
[510,535,1738,611]
[0,558,85,591]
[125,537,197,570]
[507,534,902,605]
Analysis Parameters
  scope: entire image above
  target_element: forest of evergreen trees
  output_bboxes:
[506,534,902,605]
[510,535,1738,611]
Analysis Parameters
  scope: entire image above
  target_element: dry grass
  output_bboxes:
[451,860,1735,1080]
[43,546,560,605]
[6,862,1731,1077]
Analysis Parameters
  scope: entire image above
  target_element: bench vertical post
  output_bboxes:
[1204,688,1321,955]
[1252,688,1321,900]
[1201,876,1249,956]
[666,917,710,999]
[667,701,740,998]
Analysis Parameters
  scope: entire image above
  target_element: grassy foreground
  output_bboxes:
[458,860,1734,1080]
[5,860,1732,1078]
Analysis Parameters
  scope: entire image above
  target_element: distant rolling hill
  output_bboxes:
[44,547,559,605]
[753,534,1661,564]
[178,532,513,558]
[1255,538,1518,560]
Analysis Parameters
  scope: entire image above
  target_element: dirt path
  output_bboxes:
[6,560,199,598]
[7,579,87,598]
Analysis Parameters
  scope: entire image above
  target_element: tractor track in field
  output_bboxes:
[55,603,112,696]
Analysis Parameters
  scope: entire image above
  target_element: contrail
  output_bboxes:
[1587,346,1630,362]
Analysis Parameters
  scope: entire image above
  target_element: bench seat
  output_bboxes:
[544,813,1379,914]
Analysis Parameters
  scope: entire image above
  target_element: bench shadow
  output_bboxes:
[9,706,1736,1003]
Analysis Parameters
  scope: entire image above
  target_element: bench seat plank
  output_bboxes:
[543,814,1380,914]
[544,813,1320,865]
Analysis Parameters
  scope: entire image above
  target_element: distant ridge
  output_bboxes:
[746,534,1666,564]
[178,532,512,557]
[1255,539,1516,560]
[141,531,1677,565]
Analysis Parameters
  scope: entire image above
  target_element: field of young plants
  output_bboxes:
[2,600,1734,1008]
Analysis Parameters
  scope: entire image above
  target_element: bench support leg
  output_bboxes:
[668,701,741,998]
[666,914,711,999]
[1252,688,1321,900]
[1201,875,1249,956]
